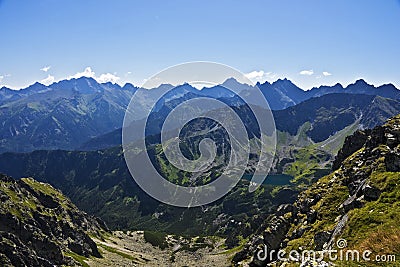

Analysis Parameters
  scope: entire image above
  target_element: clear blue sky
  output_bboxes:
[1,0,399,89]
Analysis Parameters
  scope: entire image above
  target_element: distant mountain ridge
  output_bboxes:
[0,76,399,153]
[274,93,400,141]
[256,78,400,110]
[1,77,399,108]
[82,93,400,150]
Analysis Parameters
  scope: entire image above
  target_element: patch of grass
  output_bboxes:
[317,119,360,155]
[284,146,331,184]
[1,183,33,219]
[98,244,139,262]
[144,231,168,249]
[21,177,68,204]
[287,170,400,265]
[286,173,348,250]
[220,235,249,259]
[220,244,244,255]
[341,172,400,254]
[1,186,19,202]
[179,242,210,252]
[64,251,90,267]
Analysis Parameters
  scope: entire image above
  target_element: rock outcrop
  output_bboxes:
[233,114,400,266]
[0,174,108,266]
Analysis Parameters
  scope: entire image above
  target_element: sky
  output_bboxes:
[0,0,399,90]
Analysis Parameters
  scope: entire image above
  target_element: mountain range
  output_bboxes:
[0,77,399,153]
[0,92,399,240]
[83,93,400,151]
[0,75,400,266]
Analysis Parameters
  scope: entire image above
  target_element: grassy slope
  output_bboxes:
[284,116,400,267]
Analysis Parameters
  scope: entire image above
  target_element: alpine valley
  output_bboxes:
[0,77,399,266]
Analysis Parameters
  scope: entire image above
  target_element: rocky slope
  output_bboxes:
[234,114,400,266]
[0,174,108,266]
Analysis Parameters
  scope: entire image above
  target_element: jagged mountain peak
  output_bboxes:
[354,78,370,85]
[256,80,271,87]
[346,78,373,89]
[24,81,48,91]
[221,77,249,88]
[273,77,294,85]
[312,82,344,91]
[221,77,238,84]
[51,76,104,94]
[121,82,138,92]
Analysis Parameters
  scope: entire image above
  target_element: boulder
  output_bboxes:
[385,151,400,172]
[363,184,381,201]
[307,209,318,224]
[314,231,332,250]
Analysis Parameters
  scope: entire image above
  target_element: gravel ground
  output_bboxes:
[85,231,232,267]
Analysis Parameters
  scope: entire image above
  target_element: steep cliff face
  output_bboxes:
[234,115,400,266]
[0,174,108,266]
